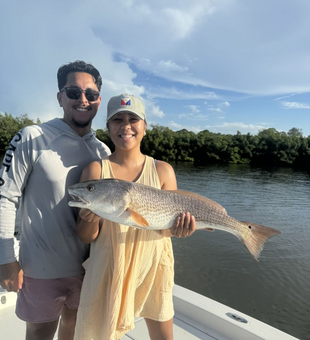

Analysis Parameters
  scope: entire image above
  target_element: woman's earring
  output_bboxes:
[144,131,146,136]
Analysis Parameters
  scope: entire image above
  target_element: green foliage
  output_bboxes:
[287,127,303,137]
[95,129,115,152]
[0,113,40,152]
[1,113,309,168]
[174,129,196,162]
[141,125,177,161]
[251,128,303,166]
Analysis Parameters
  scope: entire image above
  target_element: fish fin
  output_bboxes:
[169,190,227,214]
[128,208,149,227]
[240,221,281,261]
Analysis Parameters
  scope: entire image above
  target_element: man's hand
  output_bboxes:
[163,212,196,238]
[0,261,23,292]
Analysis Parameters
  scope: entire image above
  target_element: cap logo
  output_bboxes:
[121,96,131,106]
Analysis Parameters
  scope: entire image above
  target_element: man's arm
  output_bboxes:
[0,128,33,291]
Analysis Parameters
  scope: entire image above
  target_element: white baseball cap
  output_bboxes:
[107,93,146,122]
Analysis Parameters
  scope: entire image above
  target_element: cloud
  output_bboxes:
[145,102,165,118]
[0,1,148,128]
[205,122,268,135]
[157,60,189,73]
[185,105,200,113]
[168,121,183,130]
[156,118,268,135]
[178,112,209,121]
[275,93,300,101]
[207,108,222,112]
[97,1,310,95]
[168,120,202,133]
[282,101,310,109]
[163,8,199,40]
[146,87,219,101]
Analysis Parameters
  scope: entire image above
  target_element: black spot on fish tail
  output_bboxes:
[240,221,281,261]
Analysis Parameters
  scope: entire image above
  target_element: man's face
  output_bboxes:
[57,72,101,134]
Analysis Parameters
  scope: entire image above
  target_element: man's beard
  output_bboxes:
[72,118,91,128]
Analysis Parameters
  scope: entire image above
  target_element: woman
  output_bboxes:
[74,93,195,340]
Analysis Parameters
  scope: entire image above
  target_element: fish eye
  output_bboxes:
[87,184,94,192]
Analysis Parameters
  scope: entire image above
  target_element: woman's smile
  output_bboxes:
[120,133,134,139]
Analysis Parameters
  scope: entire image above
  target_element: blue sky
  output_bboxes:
[1,0,310,136]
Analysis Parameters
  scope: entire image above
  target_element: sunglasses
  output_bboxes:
[60,86,100,102]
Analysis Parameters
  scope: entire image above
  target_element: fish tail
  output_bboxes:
[240,221,281,261]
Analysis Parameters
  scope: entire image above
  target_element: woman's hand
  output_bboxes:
[79,208,102,223]
[155,160,196,238]
[163,212,196,238]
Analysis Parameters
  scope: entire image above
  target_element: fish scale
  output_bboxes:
[129,185,237,232]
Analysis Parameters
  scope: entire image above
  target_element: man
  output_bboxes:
[0,60,110,340]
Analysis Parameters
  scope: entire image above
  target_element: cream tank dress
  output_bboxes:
[74,156,175,340]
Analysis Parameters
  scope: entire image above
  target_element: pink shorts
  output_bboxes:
[16,275,84,323]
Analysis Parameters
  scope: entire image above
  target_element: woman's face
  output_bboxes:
[107,111,147,150]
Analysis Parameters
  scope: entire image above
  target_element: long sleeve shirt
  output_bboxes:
[0,118,110,279]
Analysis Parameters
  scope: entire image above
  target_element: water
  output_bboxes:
[172,163,310,340]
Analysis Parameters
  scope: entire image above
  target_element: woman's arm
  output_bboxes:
[156,160,177,191]
[76,161,102,244]
[156,160,196,238]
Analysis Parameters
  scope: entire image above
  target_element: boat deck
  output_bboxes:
[0,286,298,340]
[0,306,222,340]
[122,311,229,340]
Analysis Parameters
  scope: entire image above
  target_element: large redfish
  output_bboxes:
[68,178,281,260]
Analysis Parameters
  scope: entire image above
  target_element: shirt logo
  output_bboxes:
[121,96,131,106]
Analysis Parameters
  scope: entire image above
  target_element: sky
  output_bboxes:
[1,0,310,136]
